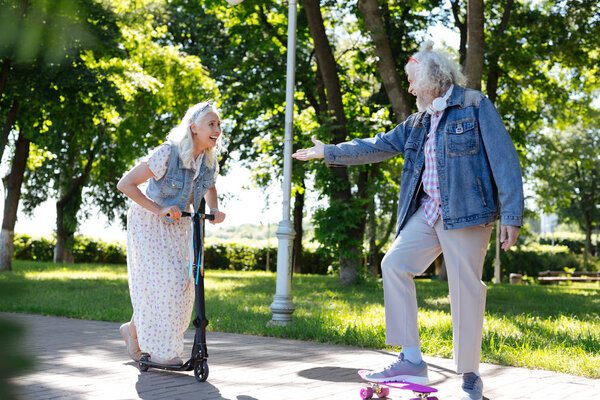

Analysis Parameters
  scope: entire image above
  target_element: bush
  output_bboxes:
[483,242,600,281]
[203,239,334,274]
[72,236,127,264]
[13,234,54,261]
[13,234,126,264]
[538,232,599,255]
[12,234,335,274]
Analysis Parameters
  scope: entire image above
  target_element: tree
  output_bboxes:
[0,0,122,270]
[20,0,218,263]
[532,120,599,261]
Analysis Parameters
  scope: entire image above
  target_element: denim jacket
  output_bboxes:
[146,142,217,222]
[324,85,524,236]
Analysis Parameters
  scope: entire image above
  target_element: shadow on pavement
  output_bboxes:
[297,366,362,383]
[135,370,225,399]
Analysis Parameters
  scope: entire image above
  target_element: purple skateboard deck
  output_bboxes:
[358,369,439,399]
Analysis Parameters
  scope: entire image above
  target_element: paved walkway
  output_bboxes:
[3,312,598,400]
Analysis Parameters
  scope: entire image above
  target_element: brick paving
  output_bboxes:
[3,312,598,400]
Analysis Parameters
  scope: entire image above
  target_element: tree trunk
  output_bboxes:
[367,195,377,276]
[0,59,10,98]
[435,255,448,281]
[583,213,592,267]
[464,0,485,90]
[53,146,96,263]
[53,201,75,264]
[302,0,347,132]
[358,0,411,123]
[302,0,364,285]
[292,179,305,274]
[450,0,467,66]
[0,131,30,271]
[1,98,19,162]
[486,0,514,103]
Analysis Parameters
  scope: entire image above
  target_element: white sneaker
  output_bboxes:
[363,353,429,384]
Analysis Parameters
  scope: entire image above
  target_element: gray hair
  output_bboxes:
[405,40,466,98]
[167,101,222,170]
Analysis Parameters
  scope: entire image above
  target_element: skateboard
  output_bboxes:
[358,370,439,399]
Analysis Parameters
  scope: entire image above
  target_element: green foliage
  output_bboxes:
[13,234,126,264]
[483,242,600,282]
[0,281,32,400]
[0,0,117,63]
[11,234,334,273]
[13,234,54,261]
[0,318,32,399]
[538,232,599,255]
[529,122,600,255]
[204,239,333,274]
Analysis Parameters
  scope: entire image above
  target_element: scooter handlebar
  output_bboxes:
[179,211,214,220]
[166,211,214,220]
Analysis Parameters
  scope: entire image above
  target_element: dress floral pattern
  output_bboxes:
[126,144,211,361]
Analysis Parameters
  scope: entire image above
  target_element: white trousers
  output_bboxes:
[381,206,493,373]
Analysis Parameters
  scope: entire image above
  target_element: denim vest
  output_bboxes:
[324,85,524,236]
[146,142,217,222]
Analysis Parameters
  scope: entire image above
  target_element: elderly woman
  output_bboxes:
[293,41,523,400]
[117,101,226,366]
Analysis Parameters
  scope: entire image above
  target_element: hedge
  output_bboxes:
[538,232,599,255]
[12,234,334,274]
[482,242,599,282]
[13,234,126,264]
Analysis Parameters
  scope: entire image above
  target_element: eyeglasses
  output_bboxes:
[408,56,419,64]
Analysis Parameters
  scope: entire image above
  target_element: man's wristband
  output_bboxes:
[210,207,219,213]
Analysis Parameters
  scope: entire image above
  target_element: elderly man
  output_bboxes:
[292,41,523,400]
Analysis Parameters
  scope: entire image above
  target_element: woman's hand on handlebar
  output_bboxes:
[160,205,181,221]
[210,210,226,224]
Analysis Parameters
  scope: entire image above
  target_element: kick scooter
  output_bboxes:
[138,211,213,382]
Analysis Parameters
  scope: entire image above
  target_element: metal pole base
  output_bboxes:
[268,294,295,326]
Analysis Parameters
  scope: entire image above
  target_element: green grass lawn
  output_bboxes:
[1,260,599,378]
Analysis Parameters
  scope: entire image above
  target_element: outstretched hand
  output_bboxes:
[292,136,325,161]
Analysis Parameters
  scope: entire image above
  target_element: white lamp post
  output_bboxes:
[227,0,296,325]
[269,0,298,326]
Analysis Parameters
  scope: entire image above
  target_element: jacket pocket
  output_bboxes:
[161,176,184,196]
[445,118,479,157]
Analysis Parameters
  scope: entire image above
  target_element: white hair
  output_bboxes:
[166,101,222,170]
[405,40,466,98]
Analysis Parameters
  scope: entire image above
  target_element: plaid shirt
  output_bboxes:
[421,111,444,227]
[421,85,454,227]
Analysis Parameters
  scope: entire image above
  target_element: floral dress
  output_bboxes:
[126,144,210,361]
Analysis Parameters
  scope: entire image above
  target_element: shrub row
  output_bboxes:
[482,242,599,281]
[538,232,599,256]
[12,234,334,274]
[13,234,127,264]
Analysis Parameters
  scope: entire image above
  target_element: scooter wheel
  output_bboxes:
[139,355,149,372]
[194,360,209,382]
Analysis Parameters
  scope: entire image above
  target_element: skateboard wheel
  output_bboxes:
[377,387,390,397]
[360,387,374,399]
